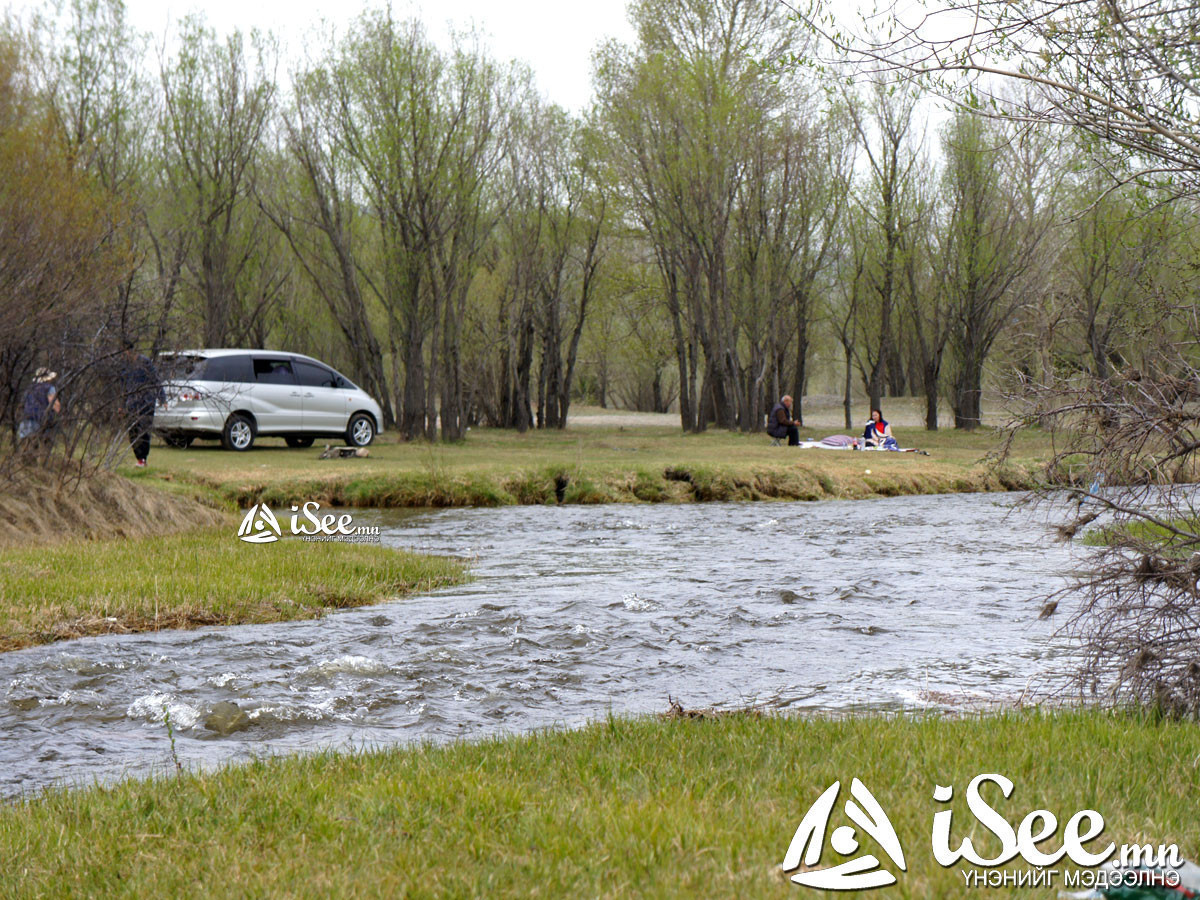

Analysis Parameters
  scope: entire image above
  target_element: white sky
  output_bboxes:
[115,0,636,112]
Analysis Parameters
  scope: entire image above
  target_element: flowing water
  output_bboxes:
[1,493,1079,799]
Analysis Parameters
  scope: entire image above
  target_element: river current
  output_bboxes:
[0,494,1077,799]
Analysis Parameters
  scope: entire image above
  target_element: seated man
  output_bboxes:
[767,395,801,446]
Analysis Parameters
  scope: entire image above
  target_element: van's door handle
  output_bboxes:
[304,392,314,398]
[290,391,301,396]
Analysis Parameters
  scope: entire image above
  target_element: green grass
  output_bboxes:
[127,422,1053,510]
[1083,516,1200,552]
[2,709,1197,898]
[0,527,467,652]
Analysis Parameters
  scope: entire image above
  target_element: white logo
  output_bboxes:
[236,501,380,544]
[237,504,282,543]
[781,778,906,891]
[783,774,1185,892]
[932,774,1110,868]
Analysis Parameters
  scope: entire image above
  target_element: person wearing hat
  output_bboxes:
[18,368,61,445]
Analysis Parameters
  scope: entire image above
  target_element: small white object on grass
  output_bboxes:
[865,469,871,474]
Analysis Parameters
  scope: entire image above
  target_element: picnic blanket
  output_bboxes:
[794,435,927,454]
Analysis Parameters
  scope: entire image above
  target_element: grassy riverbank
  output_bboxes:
[3,709,1196,898]
[0,528,467,653]
[130,423,1053,510]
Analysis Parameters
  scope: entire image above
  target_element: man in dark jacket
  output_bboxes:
[767,395,801,446]
[120,342,165,467]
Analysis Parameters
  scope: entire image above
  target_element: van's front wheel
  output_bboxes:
[222,414,255,451]
[345,413,375,448]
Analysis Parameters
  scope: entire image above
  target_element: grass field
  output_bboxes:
[126,413,1054,510]
[3,709,1195,898]
[0,528,467,652]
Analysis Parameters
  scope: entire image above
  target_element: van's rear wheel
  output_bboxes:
[345,413,375,447]
[222,414,255,451]
[285,436,314,449]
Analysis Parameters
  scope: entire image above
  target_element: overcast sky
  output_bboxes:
[97,0,637,112]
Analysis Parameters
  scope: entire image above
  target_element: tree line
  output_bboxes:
[3,0,1198,447]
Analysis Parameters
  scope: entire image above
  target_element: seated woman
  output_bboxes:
[863,409,896,449]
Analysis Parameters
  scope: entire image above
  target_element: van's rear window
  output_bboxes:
[157,354,206,381]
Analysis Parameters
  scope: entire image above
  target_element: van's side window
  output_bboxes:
[203,355,252,383]
[253,358,295,384]
[293,360,338,389]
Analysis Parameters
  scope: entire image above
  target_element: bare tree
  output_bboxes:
[322,13,515,441]
[1008,351,1200,713]
[790,0,1200,198]
[267,62,395,426]
[158,18,283,348]
[846,83,924,413]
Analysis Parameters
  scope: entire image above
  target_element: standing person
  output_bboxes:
[767,394,802,446]
[18,368,61,448]
[119,342,165,467]
[863,408,894,447]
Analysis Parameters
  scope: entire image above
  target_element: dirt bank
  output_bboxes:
[0,466,229,546]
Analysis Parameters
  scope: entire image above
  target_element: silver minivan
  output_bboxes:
[153,349,384,451]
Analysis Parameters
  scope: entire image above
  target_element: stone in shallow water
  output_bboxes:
[779,590,800,604]
[204,701,251,735]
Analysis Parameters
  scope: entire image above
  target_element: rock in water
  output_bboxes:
[204,700,251,735]
[779,589,800,604]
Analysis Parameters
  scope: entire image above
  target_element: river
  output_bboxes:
[0,493,1077,799]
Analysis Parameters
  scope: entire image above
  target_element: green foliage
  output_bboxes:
[14,0,1200,451]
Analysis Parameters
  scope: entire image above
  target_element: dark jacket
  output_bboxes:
[768,402,793,438]
[22,383,56,424]
[121,354,164,418]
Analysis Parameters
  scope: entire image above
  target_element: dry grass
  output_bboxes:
[0,465,228,547]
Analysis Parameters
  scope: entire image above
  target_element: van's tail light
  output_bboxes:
[173,386,205,403]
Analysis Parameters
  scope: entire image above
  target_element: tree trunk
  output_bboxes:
[953,354,984,430]
[924,362,939,431]
[843,346,854,430]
